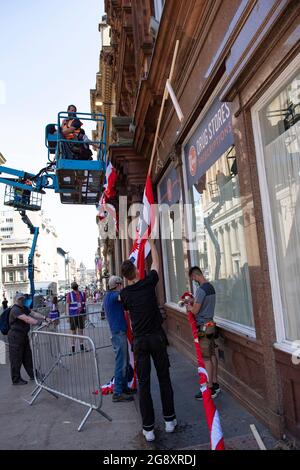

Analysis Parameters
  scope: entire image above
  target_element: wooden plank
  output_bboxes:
[148,40,180,176]
[250,424,267,450]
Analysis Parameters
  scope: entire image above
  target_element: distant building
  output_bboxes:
[1,238,40,303]
[38,214,59,287]
[0,208,59,300]
[57,247,68,293]
[68,256,77,287]
[77,262,87,288]
[86,269,96,287]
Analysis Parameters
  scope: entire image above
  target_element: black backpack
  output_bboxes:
[0,307,12,335]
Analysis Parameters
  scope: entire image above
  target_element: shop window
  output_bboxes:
[158,166,190,304]
[252,59,300,343]
[183,96,254,332]
[186,147,254,329]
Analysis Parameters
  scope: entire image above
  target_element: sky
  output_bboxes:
[0,0,105,269]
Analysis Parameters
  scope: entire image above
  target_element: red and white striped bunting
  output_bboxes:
[187,309,225,450]
[129,174,155,280]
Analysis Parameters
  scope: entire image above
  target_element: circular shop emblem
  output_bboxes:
[188,145,197,177]
[167,178,173,202]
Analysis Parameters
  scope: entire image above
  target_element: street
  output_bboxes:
[0,334,278,450]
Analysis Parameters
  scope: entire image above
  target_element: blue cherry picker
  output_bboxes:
[0,111,107,308]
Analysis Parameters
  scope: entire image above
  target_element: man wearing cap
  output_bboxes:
[103,275,134,403]
[8,292,46,385]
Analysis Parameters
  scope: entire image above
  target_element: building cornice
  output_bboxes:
[0,152,6,165]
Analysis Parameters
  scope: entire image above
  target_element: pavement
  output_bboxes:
[0,326,280,450]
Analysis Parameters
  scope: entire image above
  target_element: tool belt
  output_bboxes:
[197,320,217,339]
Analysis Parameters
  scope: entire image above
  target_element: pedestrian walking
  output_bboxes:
[188,266,220,400]
[47,295,60,327]
[2,295,8,311]
[8,292,46,385]
[120,239,176,442]
[66,282,86,353]
[103,275,135,403]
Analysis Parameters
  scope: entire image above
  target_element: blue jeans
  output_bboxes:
[111,331,129,395]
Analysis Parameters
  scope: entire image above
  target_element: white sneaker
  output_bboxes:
[142,429,155,442]
[165,419,177,433]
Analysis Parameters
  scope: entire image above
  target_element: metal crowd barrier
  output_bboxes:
[29,307,112,431]
[49,307,111,352]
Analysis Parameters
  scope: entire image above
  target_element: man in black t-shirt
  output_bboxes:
[120,239,176,442]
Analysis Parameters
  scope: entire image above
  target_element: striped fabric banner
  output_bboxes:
[129,174,155,279]
[187,309,225,450]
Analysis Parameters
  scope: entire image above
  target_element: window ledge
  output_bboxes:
[273,341,297,355]
[164,301,186,314]
[164,304,256,339]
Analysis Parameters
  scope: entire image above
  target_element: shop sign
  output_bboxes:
[184,98,234,188]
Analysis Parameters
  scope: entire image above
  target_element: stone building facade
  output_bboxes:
[0,152,6,299]
[92,0,300,441]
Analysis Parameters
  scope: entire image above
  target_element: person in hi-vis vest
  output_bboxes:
[66,282,86,354]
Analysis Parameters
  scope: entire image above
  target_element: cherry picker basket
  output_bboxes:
[4,184,42,211]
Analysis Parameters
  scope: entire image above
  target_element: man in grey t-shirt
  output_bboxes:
[188,266,220,400]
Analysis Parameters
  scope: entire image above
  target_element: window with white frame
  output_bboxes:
[7,254,13,265]
[183,96,254,333]
[19,271,25,282]
[18,253,24,264]
[252,56,300,343]
[153,0,164,21]
[8,272,14,282]
[185,148,254,329]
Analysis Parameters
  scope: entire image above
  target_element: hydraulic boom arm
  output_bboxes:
[19,211,39,309]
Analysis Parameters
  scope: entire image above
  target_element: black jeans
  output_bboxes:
[8,330,34,383]
[133,330,176,431]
